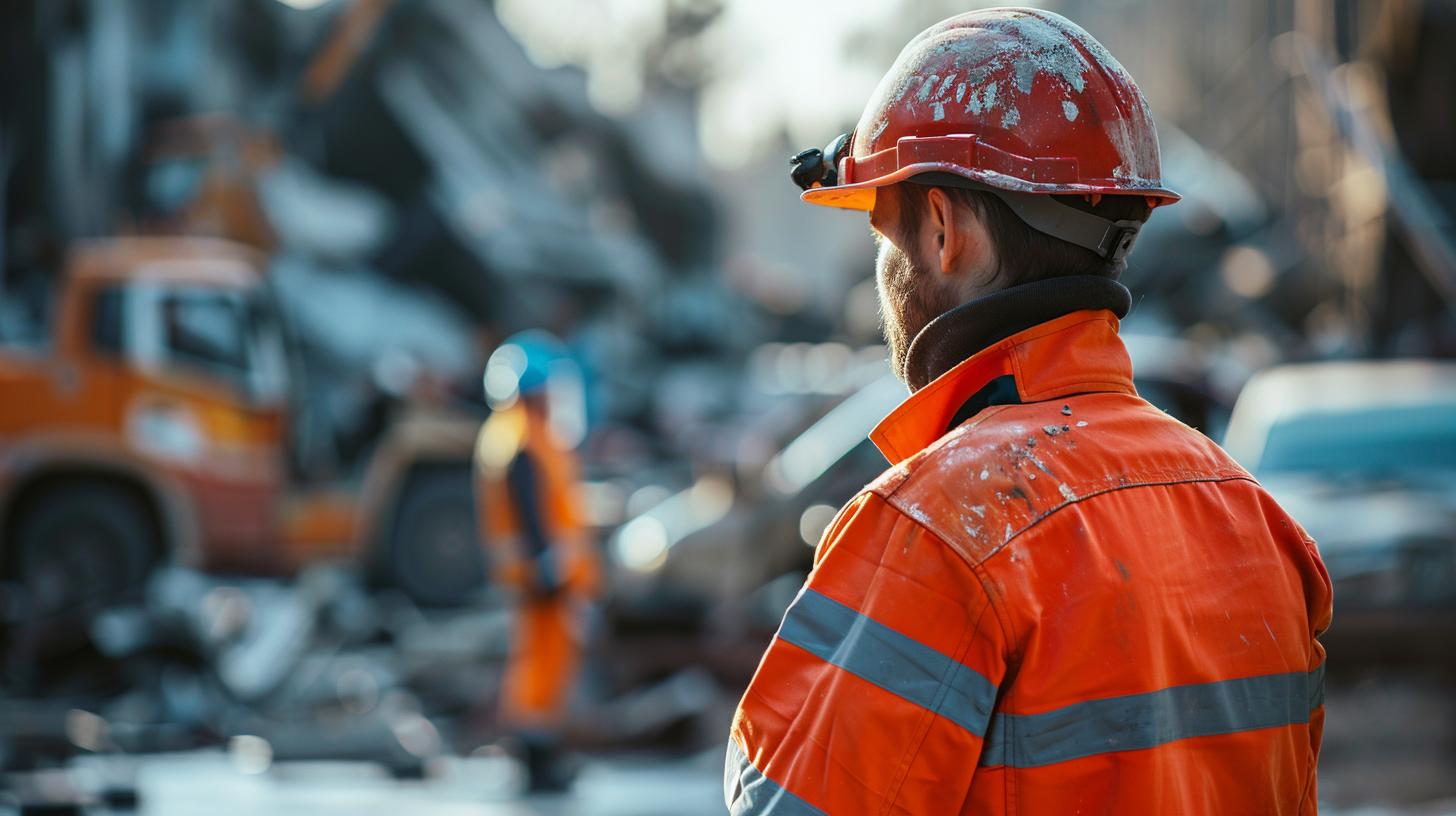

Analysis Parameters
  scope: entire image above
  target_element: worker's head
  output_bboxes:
[790,9,1178,382]
[484,330,574,415]
[484,330,589,448]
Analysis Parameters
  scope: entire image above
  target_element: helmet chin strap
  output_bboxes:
[908,173,1145,263]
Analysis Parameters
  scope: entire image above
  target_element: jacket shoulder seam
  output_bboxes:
[862,496,1018,663]
[818,498,993,611]
[824,496,1006,812]
[981,472,1259,565]
[883,596,998,812]
[882,469,1257,571]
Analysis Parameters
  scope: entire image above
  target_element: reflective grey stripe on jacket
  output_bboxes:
[981,663,1327,768]
[724,740,823,816]
[776,588,997,737]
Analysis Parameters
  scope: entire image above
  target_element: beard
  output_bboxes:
[875,236,957,384]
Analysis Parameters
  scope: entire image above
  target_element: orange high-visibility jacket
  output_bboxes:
[475,402,600,598]
[727,300,1332,814]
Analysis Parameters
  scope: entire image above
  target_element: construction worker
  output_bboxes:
[475,330,600,792]
[728,9,1331,814]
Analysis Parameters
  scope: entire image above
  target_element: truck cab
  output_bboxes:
[2,237,486,632]
[1,238,291,620]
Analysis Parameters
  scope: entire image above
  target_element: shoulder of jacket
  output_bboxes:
[868,396,1253,567]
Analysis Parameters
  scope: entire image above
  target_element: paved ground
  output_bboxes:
[8,745,1455,815]
[1319,670,1456,814]
[89,749,726,816]
[73,734,1456,816]
[7,669,1453,814]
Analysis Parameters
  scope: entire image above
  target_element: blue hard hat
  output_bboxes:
[484,330,571,407]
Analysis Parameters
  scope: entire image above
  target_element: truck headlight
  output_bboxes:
[127,399,206,465]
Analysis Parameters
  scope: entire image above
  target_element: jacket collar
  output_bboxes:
[902,275,1132,390]
[870,276,1138,465]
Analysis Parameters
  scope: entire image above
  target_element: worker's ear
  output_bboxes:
[926,187,990,282]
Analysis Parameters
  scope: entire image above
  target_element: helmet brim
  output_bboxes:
[801,163,1181,212]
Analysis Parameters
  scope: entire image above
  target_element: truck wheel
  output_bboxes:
[13,482,158,619]
[385,469,484,608]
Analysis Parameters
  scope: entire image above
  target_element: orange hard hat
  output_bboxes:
[791,8,1178,261]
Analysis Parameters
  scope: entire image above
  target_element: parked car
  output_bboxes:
[1224,360,1456,660]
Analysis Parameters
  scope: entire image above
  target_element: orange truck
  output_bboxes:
[0,237,483,622]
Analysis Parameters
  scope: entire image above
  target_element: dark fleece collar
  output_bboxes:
[902,275,1133,391]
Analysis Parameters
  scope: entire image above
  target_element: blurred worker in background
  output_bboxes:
[728,9,1331,814]
[475,330,600,792]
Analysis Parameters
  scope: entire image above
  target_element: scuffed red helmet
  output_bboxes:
[792,8,1177,259]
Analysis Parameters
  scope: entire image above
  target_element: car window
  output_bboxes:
[1259,403,1456,473]
[766,375,903,494]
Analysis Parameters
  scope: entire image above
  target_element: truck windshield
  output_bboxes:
[163,291,249,373]
[152,287,286,403]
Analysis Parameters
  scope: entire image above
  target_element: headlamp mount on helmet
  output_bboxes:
[789,133,852,192]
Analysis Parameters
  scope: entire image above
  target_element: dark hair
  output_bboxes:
[889,182,1151,284]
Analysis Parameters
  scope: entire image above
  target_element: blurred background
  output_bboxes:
[0,0,1454,813]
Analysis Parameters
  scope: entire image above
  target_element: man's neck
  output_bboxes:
[901,275,1132,391]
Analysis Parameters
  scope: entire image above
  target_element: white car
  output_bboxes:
[1224,361,1456,655]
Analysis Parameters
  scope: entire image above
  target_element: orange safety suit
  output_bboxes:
[728,279,1332,814]
[476,401,600,729]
